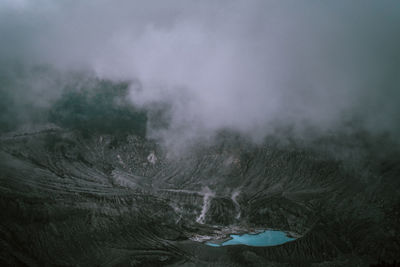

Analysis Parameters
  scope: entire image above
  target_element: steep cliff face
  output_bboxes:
[0,124,399,266]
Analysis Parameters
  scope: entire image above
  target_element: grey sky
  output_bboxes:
[1,0,399,147]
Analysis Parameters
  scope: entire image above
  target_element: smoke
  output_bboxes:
[1,0,399,147]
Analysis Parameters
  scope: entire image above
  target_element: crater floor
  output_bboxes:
[1,127,399,266]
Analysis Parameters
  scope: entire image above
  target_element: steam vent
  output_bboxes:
[1,1,399,266]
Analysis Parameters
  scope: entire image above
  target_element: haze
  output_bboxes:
[1,0,399,148]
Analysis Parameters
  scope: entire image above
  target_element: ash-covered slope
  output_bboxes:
[1,123,399,266]
[0,73,399,266]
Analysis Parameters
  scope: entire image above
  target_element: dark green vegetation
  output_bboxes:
[48,81,146,137]
[0,73,399,266]
[0,66,147,136]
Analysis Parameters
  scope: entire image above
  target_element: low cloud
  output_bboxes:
[1,0,399,147]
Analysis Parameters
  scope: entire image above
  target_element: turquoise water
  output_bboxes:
[205,230,295,247]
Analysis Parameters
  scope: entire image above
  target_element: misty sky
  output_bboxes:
[1,0,399,146]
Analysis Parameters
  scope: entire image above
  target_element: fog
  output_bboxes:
[1,0,399,147]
